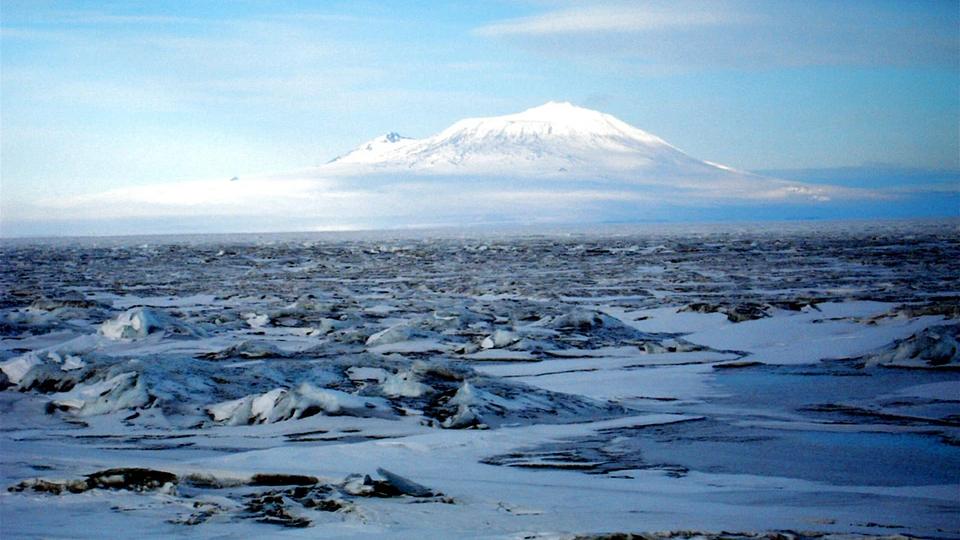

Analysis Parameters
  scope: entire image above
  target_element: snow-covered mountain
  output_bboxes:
[320,101,833,203]
[329,101,693,173]
[10,102,857,235]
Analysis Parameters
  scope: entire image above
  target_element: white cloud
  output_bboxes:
[484,189,649,204]
[474,1,959,69]
[8,171,875,223]
[475,5,742,37]
[0,161,904,236]
[19,176,367,220]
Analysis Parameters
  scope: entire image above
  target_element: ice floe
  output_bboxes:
[1,223,957,538]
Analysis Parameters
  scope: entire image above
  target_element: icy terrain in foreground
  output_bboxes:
[1,221,958,539]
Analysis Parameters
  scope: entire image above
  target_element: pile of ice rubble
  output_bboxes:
[2,299,957,431]
[0,349,150,417]
[856,323,959,368]
[0,295,112,334]
[99,307,205,340]
[0,305,636,429]
[9,466,448,528]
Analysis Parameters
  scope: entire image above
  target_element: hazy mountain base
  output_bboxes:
[5,193,957,238]
[0,221,958,538]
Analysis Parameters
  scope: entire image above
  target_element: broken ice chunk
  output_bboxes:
[243,313,270,329]
[365,323,413,347]
[858,324,959,368]
[380,370,433,398]
[375,468,435,497]
[199,340,287,360]
[100,307,202,340]
[480,329,520,349]
[0,353,43,386]
[47,372,149,416]
[346,366,390,383]
[206,383,391,425]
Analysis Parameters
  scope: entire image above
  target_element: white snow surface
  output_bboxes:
[1,227,958,538]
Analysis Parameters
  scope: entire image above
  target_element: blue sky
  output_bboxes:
[1,1,958,234]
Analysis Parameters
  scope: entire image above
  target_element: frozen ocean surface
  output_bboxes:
[0,220,958,538]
